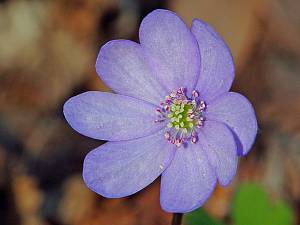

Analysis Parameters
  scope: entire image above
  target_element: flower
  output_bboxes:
[63,9,257,213]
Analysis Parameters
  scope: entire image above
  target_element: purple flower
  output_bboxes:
[63,9,257,213]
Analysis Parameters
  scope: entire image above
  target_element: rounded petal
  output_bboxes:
[63,91,165,141]
[191,19,235,102]
[83,129,175,198]
[206,92,257,155]
[198,121,238,186]
[139,9,201,94]
[96,40,168,105]
[160,144,216,213]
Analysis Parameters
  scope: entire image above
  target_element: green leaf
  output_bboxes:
[185,209,225,225]
[232,183,270,225]
[232,183,294,225]
[265,202,294,225]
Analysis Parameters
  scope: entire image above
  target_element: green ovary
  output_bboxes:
[167,102,195,133]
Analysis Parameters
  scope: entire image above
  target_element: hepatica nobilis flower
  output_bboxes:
[63,9,257,213]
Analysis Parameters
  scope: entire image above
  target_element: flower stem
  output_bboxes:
[171,213,183,225]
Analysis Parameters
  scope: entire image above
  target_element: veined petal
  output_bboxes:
[191,19,234,102]
[206,92,257,155]
[96,40,168,105]
[160,143,216,213]
[139,9,201,94]
[83,129,175,198]
[198,121,238,186]
[63,91,165,141]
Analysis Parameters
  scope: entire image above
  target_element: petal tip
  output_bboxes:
[207,92,258,156]
[160,178,217,213]
[63,96,77,128]
[228,92,258,156]
[191,18,225,42]
[82,149,121,199]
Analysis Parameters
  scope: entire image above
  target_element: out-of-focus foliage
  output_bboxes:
[185,209,225,225]
[232,183,294,225]
[232,183,270,225]
[186,183,294,225]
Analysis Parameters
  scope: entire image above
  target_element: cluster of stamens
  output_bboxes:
[155,87,206,148]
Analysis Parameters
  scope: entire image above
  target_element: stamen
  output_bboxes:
[192,90,199,98]
[155,88,207,148]
[175,139,182,148]
[191,135,198,144]
[164,132,171,140]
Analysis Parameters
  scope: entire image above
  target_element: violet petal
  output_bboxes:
[198,121,238,186]
[160,143,216,213]
[63,91,165,141]
[96,40,168,105]
[191,19,234,102]
[139,9,201,94]
[206,92,257,155]
[83,129,175,198]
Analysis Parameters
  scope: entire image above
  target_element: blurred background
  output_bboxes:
[0,0,300,225]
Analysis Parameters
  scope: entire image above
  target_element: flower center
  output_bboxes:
[155,87,206,148]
